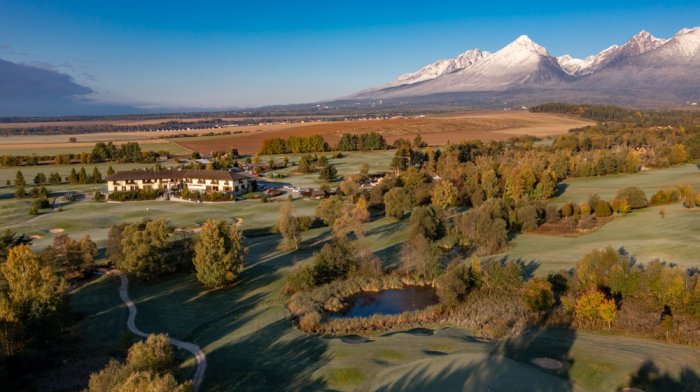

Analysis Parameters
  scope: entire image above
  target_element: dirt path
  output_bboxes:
[116,272,207,391]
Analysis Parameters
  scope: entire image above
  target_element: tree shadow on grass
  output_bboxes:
[203,319,329,391]
[620,360,700,392]
[489,256,540,281]
[374,327,576,392]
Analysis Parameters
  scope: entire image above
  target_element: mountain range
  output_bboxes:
[347,27,700,107]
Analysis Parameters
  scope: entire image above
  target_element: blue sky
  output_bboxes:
[1,0,699,111]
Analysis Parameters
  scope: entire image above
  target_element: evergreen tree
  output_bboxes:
[92,167,103,183]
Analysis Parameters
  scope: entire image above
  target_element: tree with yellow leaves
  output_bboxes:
[431,180,458,210]
[0,244,66,355]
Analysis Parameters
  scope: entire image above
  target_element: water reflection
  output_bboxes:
[333,286,438,318]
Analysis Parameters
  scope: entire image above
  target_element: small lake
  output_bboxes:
[333,286,439,318]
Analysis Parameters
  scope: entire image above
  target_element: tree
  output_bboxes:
[193,220,247,288]
[296,156,314,173]
[332,198,369,239]
[0,229,32,262]
[523,277,554,313]
[315,195,343,225]
[319,164,337,182]
[615,186,648,209]
[92,167,103,183]
[33,172,47,185]
[0,245,66,355]
[14,170,26,188]
[79,167,88,184]
[574,289,606,327]
[383,187,411,219]
[278,203,302,250]
[118,219,174,280]
[87,334,191,392]
[408,205,444,240]
[399,234,441,280]
[431,180,458,210]
[14,170,25,198]
[107,165,116,176]
[598,298,617,329]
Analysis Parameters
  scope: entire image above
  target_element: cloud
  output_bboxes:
[0,44,12,51]
[0,56,96,115]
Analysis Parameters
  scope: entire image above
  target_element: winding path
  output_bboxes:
[115,271,207,391]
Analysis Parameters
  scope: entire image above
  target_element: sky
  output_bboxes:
[0,0,699,114]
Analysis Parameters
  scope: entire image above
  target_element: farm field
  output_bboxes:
[172,112,594,154]
[0,139,192,156]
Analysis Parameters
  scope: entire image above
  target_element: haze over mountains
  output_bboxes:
[348,27,700,107]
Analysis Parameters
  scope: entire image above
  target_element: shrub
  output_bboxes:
[523,278,554,313]
[616,186,648,209]
[611,198,631,214]
[109,189,162,201]
[593,200,612,217]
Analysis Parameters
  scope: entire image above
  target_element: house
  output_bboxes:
[105,169,254,195]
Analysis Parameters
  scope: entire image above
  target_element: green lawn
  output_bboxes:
[0,161,159,184]
[9,156,700,390]
[552,163,700,204]
[261,150,396,189]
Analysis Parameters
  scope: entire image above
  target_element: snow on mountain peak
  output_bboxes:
[621,30,668,56]
[505,35,549,56]
[663,26,700,57]
[391,48,489,87]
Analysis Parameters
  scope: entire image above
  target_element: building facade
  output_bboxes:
[106,169,254,194]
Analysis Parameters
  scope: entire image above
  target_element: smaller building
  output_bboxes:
[106,169,254,195]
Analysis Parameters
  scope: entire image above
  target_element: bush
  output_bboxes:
[611,198,631,214]
[109,189,163,201]
[523,278,554,313]
[593,200,612,217]
[616,186,648,209]
[649,188,681,206]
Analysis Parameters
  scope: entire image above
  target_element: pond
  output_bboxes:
[333,286,439,318]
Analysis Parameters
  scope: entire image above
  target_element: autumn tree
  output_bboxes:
[278,202,302,250]
[193,220,247,288]
[318,164,337,182]
[332,198,369,239]
[315,195,343,225]
[523,277,554,313]
[383,187,411,219]
[0,245,66,356]
[431,180,458,210]
[118,219,174,280]
[399,234,441,280]
[87,334,191,392]
[408,205,444,241]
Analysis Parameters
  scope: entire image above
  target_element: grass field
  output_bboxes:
[65,216,700,391]
[3,153,699,390]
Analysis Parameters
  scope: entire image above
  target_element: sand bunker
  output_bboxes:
[49,228,64,234]
[621,388,646,392]
[340,335,371,344]
[531,357,563,370]
[30,234,43,239]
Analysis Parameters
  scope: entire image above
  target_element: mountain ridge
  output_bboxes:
[347,27,700,106]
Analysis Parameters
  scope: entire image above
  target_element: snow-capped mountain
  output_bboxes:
[557,30,668,76]
[347,27,700,106]
[388,49,489,87]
